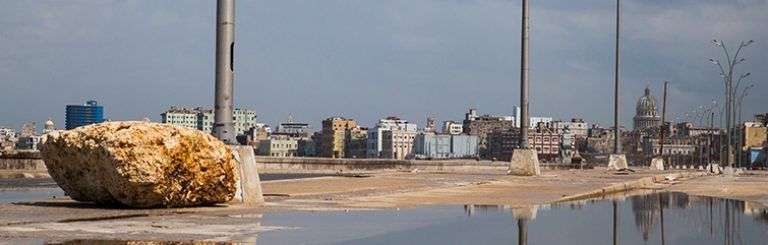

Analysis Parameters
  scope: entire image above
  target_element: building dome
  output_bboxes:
[45,119,55,128]
[633,86,661,131]
[636,87,658,117]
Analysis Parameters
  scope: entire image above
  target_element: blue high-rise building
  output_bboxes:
[65,100,105,130]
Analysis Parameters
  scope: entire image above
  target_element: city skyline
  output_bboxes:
[1,0,766,129]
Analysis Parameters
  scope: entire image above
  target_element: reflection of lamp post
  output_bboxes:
[518,218,528,245]
[709,39,754,168]
[613,200,619,245]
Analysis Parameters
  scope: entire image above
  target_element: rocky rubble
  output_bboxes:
[39,121,237,208]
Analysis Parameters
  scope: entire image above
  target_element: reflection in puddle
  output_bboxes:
[24,192,768,245]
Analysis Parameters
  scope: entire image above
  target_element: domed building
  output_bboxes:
[633,87,661,131]
[43,118,56,134]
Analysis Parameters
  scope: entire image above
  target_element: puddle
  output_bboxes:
[0,188,64,204]
[4,192,767,244]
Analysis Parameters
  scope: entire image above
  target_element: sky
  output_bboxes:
[0,0,766,130]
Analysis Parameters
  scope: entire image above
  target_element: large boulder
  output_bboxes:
[40,121,237,208]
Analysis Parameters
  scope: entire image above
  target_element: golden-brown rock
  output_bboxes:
[40,121,236,208]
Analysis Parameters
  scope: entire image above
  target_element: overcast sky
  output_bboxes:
[1,0,766,130]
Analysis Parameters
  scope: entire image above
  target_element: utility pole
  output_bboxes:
[519,0,530,149]
[213,0,237,144]
[613,0,621,154]
[659,82,669,162]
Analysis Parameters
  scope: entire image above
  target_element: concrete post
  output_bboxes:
[231,145,264,206]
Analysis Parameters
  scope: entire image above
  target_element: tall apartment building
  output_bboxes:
[319,117,360,158]
[367,117,418,158]
[161,106,257,136]
[65,100,105,130]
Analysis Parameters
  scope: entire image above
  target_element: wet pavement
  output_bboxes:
[2,192,767,244]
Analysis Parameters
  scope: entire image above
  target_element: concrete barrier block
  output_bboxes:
[608,154,628,170]
[508,149,540,176]
[232,146,264,206]
[650,157,665,171]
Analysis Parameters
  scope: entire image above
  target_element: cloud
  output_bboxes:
[0,0,765,130]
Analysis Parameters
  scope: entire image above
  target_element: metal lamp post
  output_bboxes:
[519,0,530,149]
[613,0,622,154]
[213,0,237,144]
[709,39,754,168]
[736,83,755,167]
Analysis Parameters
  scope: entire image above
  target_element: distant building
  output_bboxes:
[274,119,312,138]
[552,119,589,137]
[65,100,105,130]
[462,109,515,158]
[243,124,271,151]
[319,117,360,158]
[43,119,56,134]
[258,137,299,157]
[345,127,368,158]
[414,133,479,159]
[633,87,662,131]
[381,130,417,160]
[442,121,463,135]
[161,106,198,129]
[160,106,257,136]
[487,125,562,162]
[367,117,418,158]
[15,122,40,151]
[0,127,17,152]
[424,117,437,133]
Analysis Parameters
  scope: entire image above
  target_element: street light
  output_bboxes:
[736,83,755,167]
[709,39,754,168]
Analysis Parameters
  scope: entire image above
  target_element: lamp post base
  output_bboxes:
[231,145,265,206]
[608,154,629,170]
[508,149,541,176]
[650,157,665,171]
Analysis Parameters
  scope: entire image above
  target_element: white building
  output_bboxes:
[366,117,418,158]
[161,107,199,129]
[381,130,418,159]
[442,121,464,135]
[552,119,589,137]
[161,106,258,136]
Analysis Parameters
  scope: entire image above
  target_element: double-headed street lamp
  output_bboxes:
[709,39,754,168]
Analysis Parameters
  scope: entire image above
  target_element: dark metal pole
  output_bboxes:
[213,0,237,144]
[659,82,668,160]
[519,0,530,149]
[613,0,622,154]
[710,112,714,168]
